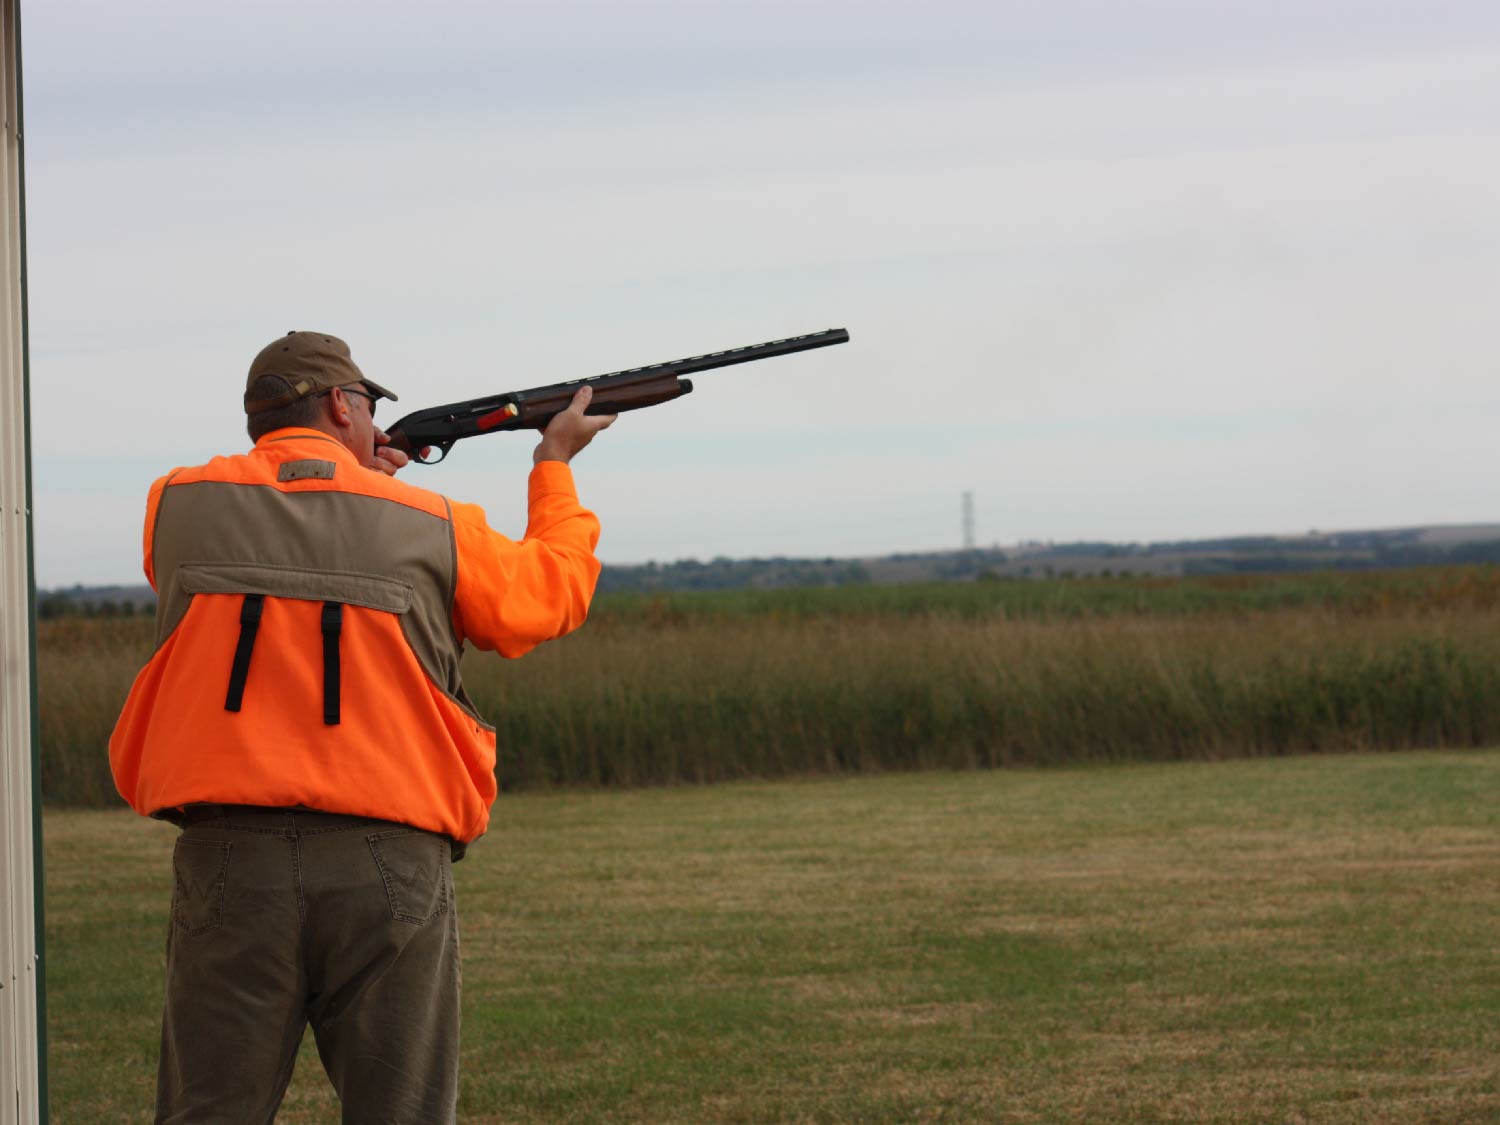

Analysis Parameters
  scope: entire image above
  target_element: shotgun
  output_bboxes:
[383,328,849,464]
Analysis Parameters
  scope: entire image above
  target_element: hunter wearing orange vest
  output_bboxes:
[110,331,614,1122]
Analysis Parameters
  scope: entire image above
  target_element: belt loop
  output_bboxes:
[321,602,343,725]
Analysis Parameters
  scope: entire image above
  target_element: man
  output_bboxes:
[109,330,614,1122]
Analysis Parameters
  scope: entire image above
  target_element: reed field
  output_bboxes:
[36,566,1500,805]
[44,752,1500,1121]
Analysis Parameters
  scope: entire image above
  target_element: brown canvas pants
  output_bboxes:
[155,807,461,1124]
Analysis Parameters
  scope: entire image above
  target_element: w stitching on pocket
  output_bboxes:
[367,829,448,926]
[172,839,231,935]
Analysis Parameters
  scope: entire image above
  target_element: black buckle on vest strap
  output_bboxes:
[321,601,343,726]
[224,594,265,713]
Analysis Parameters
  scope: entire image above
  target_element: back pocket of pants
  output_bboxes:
[367,829,448,925]
[172,838,231,935]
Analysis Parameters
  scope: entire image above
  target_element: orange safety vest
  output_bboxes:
[109,429,601,842]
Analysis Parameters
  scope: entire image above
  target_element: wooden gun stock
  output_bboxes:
[510,373,691,428]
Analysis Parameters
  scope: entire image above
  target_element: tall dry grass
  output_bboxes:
[36,618,154,807]
[36,568,1500,804]
[475,608,1500,789]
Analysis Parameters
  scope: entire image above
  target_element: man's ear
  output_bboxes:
[326,387,354,430]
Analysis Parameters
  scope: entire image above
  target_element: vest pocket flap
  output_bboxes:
[178,562,414,614]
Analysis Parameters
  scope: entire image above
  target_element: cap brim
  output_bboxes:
[361,376,398,403]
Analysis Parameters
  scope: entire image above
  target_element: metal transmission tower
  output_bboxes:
[962,491,975,551]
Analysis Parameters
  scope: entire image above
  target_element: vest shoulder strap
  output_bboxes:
[223,594,265,713]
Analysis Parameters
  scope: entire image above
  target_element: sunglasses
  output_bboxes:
[337,385,379,419]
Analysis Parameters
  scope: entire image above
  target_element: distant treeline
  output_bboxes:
[36,565,1500,806]
[38,593,153,620]
[40,528,1500,606]
[592,537,1500,592]
[594,554,878,595]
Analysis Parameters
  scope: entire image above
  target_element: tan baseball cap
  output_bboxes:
[243,331,399,415]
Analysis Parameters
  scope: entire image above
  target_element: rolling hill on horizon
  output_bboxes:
[38,521,1500,613]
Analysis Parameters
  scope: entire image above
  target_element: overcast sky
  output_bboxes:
[21,0,1500,586]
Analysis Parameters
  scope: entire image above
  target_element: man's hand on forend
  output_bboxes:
[533,386,617,466]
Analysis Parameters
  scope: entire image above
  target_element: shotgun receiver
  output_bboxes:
[383,328,849,464]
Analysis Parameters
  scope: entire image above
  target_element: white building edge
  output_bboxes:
[0,0,44,1120]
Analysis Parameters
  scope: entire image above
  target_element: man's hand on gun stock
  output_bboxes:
[370,430,417,476]
[534,385,617,465]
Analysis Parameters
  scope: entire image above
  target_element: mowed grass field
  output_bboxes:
[46,751,1500,1122]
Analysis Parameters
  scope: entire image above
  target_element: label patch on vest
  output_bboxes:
[278,460,337,482]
